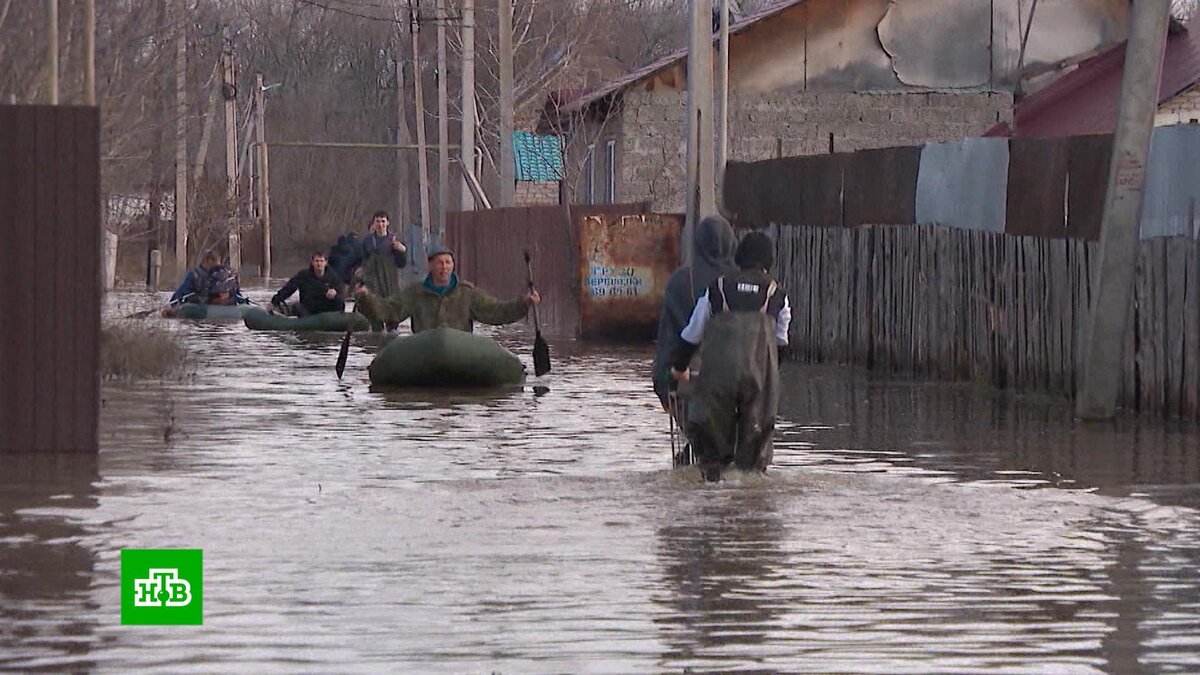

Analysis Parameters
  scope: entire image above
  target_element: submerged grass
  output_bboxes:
[100,319,191,380]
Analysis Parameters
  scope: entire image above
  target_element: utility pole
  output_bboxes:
[396,55,413,226]
[222,26,241,270]
[174,16,189,278]
[1076,1,1171,421]
[411,3,432,243]
[684,0,716,262]
[460,0,476,210]
[255,74,272,279]
[437,0,450,240]
[715,0,729,201]
[84,0,95,105]
[498,0,515,207]
[46,0,58,104]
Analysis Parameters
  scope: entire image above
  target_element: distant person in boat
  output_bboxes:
[327,232,361,285]
[270,252,346,317]
[355,246,540,334]
[165,250,249,314]
[652,215,738,411]
[670,231,791,482]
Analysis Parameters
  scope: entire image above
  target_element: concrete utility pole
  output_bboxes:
[255,74,272,279]
[437,0,450,241]
[84,0,95,105]
[46,0,58,104]
[395,56,413,226]
[222,26,241,270]
[1076,0,1172,421]
[460,0,476,210]
[174,17,189,278]
[715,0,729,200]
[498,0,515,207]
[410,3,432,243]
[684,0,716,262]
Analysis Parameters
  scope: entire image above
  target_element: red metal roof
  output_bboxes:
[987,23,1200,138]
[556,0,810,114]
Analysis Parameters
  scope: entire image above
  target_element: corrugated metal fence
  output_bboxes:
[0,106,102,453]
[726,128,1200,420]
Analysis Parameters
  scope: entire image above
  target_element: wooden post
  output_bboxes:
[437,0,450,241]
[46,0,58,104]
[684,0,716,262]
[395,55,413,226]
[174,16,189,278]
[255,74,272,279]
[498,0,515,207]
[84,0,95,105]
[1076,1,1171,420]
[715,0,729,199]
[411,5,432,243]
[460,0,476,211]
[222,26,241,269]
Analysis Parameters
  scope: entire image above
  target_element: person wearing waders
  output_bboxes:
[670,231,791,482]
[355,210,408,331]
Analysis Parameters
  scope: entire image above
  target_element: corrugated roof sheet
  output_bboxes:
[513,131,563,182]
[987,23,1200,138]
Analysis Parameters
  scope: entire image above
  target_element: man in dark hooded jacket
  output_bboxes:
[651,215,738,411]
[670,231,791,482]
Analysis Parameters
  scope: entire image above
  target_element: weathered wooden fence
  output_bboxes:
[0,105,102,453]
[774,223,1200,420]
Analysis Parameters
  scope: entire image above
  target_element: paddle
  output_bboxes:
[126,293,193,319]
[334,327,352,380]
[523,250,551,377]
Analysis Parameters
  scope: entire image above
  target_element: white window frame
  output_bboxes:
[605,139,616,204]
[584,144,595,204]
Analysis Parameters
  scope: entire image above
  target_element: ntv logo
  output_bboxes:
[134,568,193,607]
[121,549,203,625]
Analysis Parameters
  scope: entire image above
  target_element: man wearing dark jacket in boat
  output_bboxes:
[355,246,540,333]
[270,252,347,317]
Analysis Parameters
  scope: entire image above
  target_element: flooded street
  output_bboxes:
[3,289,1200,672]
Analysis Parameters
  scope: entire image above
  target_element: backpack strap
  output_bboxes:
[759,280,778,314]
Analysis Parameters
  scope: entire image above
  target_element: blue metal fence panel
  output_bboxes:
[1140,124,1200,240]
[915,137,1009,232]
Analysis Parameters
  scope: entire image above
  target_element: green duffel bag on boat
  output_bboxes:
[243,307,370,332]
[170,303,253,322]
[369,327,526,387]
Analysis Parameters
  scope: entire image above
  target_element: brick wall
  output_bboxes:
[1156,83,1200,126]
[516,180,560,206]
[618,89,1013,212]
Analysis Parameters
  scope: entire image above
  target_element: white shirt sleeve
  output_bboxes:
[775,294,791,346]
[679,291,711,345]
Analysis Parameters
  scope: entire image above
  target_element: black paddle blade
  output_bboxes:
[533,329,551,377]
[334,329,352,379]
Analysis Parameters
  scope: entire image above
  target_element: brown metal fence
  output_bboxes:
[0,106,102,453]
[446,202,650,337]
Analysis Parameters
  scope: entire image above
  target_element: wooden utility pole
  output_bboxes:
[410,4,432,241]
[174,17,189,278]
[222,26,240,269]
[684,0,716,262]
[498,0,515,207]
[46,0,58,104]
[396,56,413,226]
[1076,2,1172,420]
[255,74,272,279]
[715,0,729,199]
[460,0,476,210]
[437,0,450,241]
[84,0,95,105]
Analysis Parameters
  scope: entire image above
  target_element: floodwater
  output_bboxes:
[2,288,1200,672]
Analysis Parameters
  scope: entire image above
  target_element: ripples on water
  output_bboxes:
[1,289,1199,672]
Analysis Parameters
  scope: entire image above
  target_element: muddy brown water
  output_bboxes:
[1,289,1199,672]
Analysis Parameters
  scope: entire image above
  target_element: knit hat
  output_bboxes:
[734,231,774,270]
[427,245,455,261]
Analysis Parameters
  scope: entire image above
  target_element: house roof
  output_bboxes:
[512,131,563,182]
[554,0,810,115]
[986,22,1200,138]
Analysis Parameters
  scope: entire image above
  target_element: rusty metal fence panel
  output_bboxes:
[0,106,101,454]
[1006,137,1069,237]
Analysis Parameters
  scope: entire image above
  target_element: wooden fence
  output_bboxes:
[775,223,1200,420]
[0,106,102,453]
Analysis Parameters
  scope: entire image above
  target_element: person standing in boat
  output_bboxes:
[670,231,791,482]
[270,252,347,317]
[355,246,540,334]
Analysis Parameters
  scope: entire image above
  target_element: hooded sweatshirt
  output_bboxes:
[651,215,738,408]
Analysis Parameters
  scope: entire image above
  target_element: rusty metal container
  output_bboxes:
[577,213,682,341]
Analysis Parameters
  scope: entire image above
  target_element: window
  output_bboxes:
[582,144,595,204]
[604,140,616,204]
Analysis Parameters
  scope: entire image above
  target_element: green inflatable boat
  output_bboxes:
[369,327,526,387]
[243,308,370,332]
[169,303,253,322]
